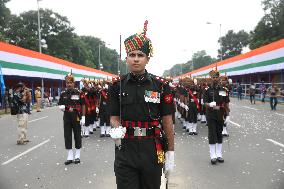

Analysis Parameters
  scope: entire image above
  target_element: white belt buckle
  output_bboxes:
[69,107,73,111]
[134,127,146,137]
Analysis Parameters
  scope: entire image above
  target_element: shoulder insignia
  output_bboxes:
[151,74,168,85]
[112,74,127,84]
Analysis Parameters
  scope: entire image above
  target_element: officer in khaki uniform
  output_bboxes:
[109,21,174,189]
[58,73,86,165]
[35,87,41,112]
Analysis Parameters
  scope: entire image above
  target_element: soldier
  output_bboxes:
[204,70,230,165]
[99,82,111,137]
[90,79,100,132]
[220,76,231,137]
[185,78,200,135]
[178,81,188,131]
[109,20,174,189]
[58,73,86,165]
[81,79,97,137]
[199,78,208,124]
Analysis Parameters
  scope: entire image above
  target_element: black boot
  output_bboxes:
[64,160,73,165]
[74,158,80,164]
[211,158,217,165]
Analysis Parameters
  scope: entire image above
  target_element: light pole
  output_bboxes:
[206,22,223,62]
[37,0,45,107]
[99,43,103,70]
[98,42,111,70]
[37,0,42,54]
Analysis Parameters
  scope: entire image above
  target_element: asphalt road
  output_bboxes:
[0,98,283,189]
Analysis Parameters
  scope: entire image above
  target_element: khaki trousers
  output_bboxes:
[17,113,28,142]
[36,98,41,111]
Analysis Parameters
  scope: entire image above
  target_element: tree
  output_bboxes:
[218,30,250,60]
[162,50,215,77]
[192,50,216,69]
[5,9,76,61]
[249,0,284,49]
[71,36,95,68]
[0,0,11,41]
[4,8,122,75]
[78,36,121,74]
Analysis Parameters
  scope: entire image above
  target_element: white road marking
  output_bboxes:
[275,113,284,117]
[242,106,259,111]
[28,116,48,123]
[266,139,284,148]
[229,120,242,127]
[1,139,50,166]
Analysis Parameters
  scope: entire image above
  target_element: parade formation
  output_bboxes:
[41,21,234,188]
[1,18,284,189]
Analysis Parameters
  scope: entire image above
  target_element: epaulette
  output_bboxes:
[150,74,169,85]
[112,74,126,84]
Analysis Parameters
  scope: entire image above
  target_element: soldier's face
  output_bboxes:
[66,81,75,89]
[83,83,89,89]
[212,76,219,84]
[221,79,227,86]
[126,50,149,74]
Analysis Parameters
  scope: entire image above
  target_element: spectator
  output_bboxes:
[44,90,50,107]
[237,83,242,100]
[4,88,9,113]
[267,84,280,110]
[249,84,256,104]
[260,81,266,103]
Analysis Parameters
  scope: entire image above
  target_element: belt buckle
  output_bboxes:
[134,127,146,137]
[69,107,73,111]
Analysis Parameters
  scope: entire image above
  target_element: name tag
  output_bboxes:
[134,127,147,136]
[71,95,79,100]
[219,91,227,96]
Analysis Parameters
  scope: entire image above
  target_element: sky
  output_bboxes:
[6,0,264,76]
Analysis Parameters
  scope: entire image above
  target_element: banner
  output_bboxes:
[0,64,5,97]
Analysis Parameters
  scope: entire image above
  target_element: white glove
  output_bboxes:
[185,105,189,111]
[96,107,99,113]
[109,126,127,139]
[224,116,230,124]
[165,151,175,176]
[209,101,216,107]
[59,105,65,111]
[80,116,85,126]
